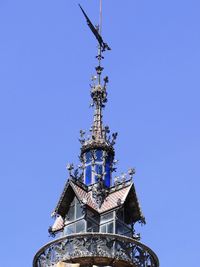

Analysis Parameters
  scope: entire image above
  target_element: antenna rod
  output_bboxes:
[99,0,102,35]
[97,0,103,85]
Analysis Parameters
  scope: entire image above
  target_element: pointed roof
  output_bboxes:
[53,179,145,224]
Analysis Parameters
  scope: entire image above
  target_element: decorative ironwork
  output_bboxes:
[78,3,118,154]
[79,4,111,53]
[66,163,84,183]
[33,2,159,267]
[92,174,108,208]
[33,233,159,267]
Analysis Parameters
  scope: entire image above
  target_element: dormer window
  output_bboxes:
[64,196,86,236]
[116,208,132,237]
[65,196,83,223]
[116,221,132,237]
[55,179,142,240]
[86,209,99,232]
[100,212,114,234]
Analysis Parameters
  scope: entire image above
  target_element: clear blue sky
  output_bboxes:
[0,0,200,266]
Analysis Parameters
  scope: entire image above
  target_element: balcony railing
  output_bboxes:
[33,233,159,267]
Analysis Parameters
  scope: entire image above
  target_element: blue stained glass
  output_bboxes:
[95,164,103,174]
[104,163,111,187]
[85,152,91,164]
[85,165,92,185]
[95,164,103,182]
[96,149,103,161]
[105,155,112,165]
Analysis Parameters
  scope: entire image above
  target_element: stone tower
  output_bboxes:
[33,3,159,267]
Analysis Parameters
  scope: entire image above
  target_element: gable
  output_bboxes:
[54,181,81,218]
[54,180,145,225]
[123,184,145,224]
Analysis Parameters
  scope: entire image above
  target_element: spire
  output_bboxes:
[90,0,109,143]
[91,75,108,142]
[78,2,116,189]
[79,2,111,146]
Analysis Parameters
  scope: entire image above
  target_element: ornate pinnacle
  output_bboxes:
[78,2,118,155]
[91,81,107,141]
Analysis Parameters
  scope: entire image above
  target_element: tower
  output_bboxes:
[33,2,159,267]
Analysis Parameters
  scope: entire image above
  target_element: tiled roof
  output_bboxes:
[55,180,144,221]
[53,179,144,223]
[72,182,132,213]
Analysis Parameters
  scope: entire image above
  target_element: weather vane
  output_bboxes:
[79,1,111,84]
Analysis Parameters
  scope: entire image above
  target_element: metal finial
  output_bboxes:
[79,2,112,144]
[99,0,102,36]
[79,3,111,53]
[128,168,136,179]
[79,2,111,84]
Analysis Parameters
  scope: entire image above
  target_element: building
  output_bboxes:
[33,3,159,267]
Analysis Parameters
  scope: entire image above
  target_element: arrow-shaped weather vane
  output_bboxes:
[79,3,111,52]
